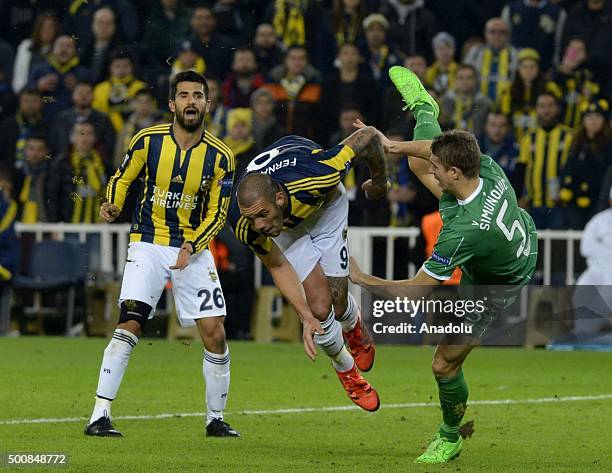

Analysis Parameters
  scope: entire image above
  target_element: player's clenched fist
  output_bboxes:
[100,202,121,222]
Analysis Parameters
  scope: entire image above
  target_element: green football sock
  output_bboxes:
[412,103,442,141]
[436,369,469,442]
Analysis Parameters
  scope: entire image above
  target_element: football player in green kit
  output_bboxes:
[350,66,538,464]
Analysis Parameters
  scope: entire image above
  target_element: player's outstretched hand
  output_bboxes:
[348,256,363,287]
[362,178,390,199]
[302,316,323,361]
[352,119,392,153]
[100,202,121,223]
[170,243,193,270]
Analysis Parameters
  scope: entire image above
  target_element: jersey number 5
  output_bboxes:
[496,199,528,258]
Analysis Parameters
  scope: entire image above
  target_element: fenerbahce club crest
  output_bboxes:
[200,176,213,195]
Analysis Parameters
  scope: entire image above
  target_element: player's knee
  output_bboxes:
[311,299,333,321]
[333,298,348,317]
[199,318,227,352]
[118,300,152,336]
[432,356,459,379]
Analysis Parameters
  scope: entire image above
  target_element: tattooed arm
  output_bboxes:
[340,126,390,199]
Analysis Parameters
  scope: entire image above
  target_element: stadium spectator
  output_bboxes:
[63,0,139,48]
[0,0,62,46]
[221,48,265,109]
[551,38,600,129]
[0,42,17,121]
[263,0,324,65]
[250,88,285,153]
[46,119,109,223]
[170,40,206,78]
[12,12,61,94]
[478,111,520,181]
[252,23,284,75]
[464,17,517,106]
[563,0,612,98]
[425,32,458,96]
[360,13,402,91]
[141,0,191,72]
[202,76,227,138]
[79,7,130,86]
[223,107,257,180]
[440,64,493,136]
[500,48,562,142]
[15,134,50,223]
[114,89,163,167]
[559,99,612,228]
[0,168,19,283]
[92,51,146,133]
[185,6,234,79]
[319,106,361,222]
[27,35,89,118]
[427,0,492,51]
[320,43,379,145]
[319,0,368,73]
[261,45,322,140]
[501,0,567,72]
[379,0,438,61]
[598,165,612,211]
[516,92,572,229]
[385,128,413,227]
[0,88,47,172]
[52,82,116,158]
[404,55,428,84]
[211,0,261,46]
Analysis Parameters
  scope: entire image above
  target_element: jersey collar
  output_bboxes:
[457,178,483,206]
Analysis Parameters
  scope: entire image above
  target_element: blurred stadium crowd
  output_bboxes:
[0,0,611,337]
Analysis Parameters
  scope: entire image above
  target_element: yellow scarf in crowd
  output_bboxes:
[70,149,106,223]
[273,0,306,47]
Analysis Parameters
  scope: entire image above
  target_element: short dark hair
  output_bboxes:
[109,49,134,64]
[237,173,279,207]
[431,130,481,178]
[284,45,308,59]
[536,91,560,105]
[26,133,49,146]
[20,87,42,97]
[169,70,209,101]
[486,110,510,124]
[135,88,156,100]
[457,63,478,78]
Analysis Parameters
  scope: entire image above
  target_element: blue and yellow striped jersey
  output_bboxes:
[106,123,235,252]
[229,135,355,255]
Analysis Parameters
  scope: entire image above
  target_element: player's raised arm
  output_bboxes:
[340,124,390,199]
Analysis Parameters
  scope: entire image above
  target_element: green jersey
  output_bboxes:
[423,155,538,285]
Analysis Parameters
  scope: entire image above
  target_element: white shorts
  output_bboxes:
[119,242,226,327]
[273,184,349,282]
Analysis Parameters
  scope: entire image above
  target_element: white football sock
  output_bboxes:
[90,329,138,423]
[314,310,355,372]
[204,347,230,426]
[337,292,360,332]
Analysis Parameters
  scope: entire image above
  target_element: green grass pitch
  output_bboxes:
[0,337,611,472]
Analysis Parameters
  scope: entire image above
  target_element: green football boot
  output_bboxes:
[388,65,439,117]
[414,432,463,464]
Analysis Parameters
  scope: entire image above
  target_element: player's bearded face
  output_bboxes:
[172,82,209,132]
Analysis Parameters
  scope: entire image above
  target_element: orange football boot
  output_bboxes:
[335,363,380,412]
[343,317,376,372]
